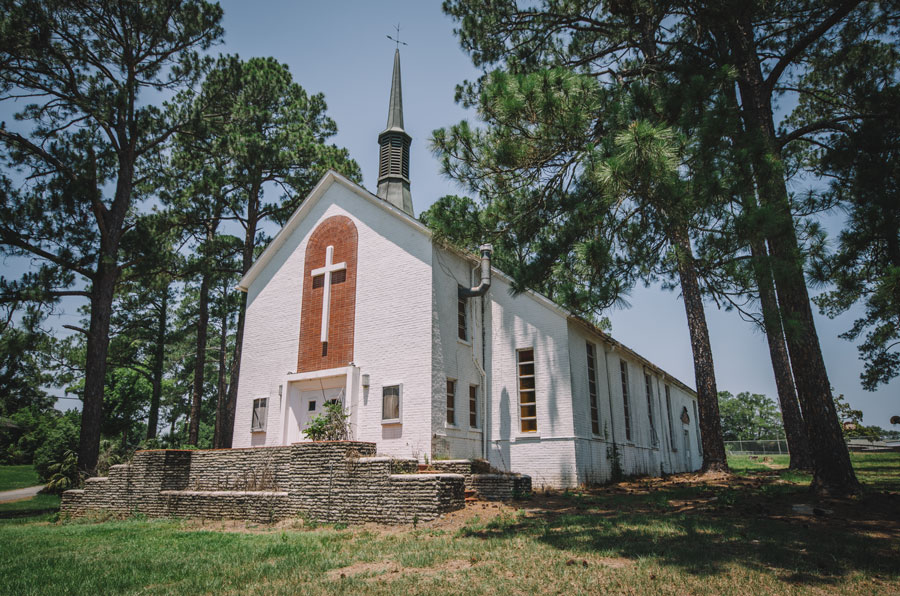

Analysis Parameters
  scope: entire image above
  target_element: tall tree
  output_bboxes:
[433,67,730,470]
[688,0,897,494]
[691,84,814,470]
[438,3,732,470]
[442,0,886,494]
[185,55,361,447]
[0,0,223,472]
[808,84,900,390]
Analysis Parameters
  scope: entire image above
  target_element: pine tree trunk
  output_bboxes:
[672,225,728,472]
[222,182,260,448]
[750,240,814,469]
[727,13,859,494]
[222,290,246,448]
[188,272,210,446]
[213,284,229,448]
[146,289,167,440]
[730,131,813,470]
[77,241,120,473]
[169,411,178,447]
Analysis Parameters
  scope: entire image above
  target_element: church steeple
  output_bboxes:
[376,49,414,216]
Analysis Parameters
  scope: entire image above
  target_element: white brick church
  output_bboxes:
[232,50,702,487]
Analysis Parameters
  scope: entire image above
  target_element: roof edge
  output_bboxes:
[237,170,431,291]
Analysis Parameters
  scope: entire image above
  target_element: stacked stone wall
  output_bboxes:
[186,447,293,491]
[61,442,469,524]
[431,459,531,498]
[470,474,532,500]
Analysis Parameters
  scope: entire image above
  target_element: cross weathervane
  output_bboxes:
[386,23,407,49]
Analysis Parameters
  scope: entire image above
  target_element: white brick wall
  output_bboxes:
[486,275,578,487]
[234,180,433,459]
[431,248,486,460]
[234,173,702,484]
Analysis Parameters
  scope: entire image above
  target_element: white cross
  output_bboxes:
[311,245,346,343]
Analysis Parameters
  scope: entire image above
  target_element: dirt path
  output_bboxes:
[0,485,44,503]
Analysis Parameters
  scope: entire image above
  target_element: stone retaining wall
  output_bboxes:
[61,444,532,524]
[431,460,532,498]
[61,442,463,524]
[470,474,532,500]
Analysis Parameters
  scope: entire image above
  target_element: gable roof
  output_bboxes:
[237,170,430,292]
[238,170,697,396]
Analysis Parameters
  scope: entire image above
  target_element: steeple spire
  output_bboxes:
[385,49,404,130]
[376,49,413,216]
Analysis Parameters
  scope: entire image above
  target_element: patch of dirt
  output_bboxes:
[591,556,633,569]
[327,558,479,582]
[421,500,518,531]
[327,561,397,580]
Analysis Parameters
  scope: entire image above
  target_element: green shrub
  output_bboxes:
[45,450,83,493]
[30,411,80,480]
[302,401,350,441]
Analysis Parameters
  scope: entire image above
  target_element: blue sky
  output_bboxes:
[3,1,896,429]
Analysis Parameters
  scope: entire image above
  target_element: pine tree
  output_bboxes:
[0,0,223,472]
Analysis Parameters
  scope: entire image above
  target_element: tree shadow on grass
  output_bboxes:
[461,483,900,587]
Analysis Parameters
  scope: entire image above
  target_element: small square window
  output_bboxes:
[251,398,267,432]
[382,385,401,422]
[308,400,316,411]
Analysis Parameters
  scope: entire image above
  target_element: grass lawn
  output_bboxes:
[0,453,897,595]
[0,493,60,516]
[0,465,41,491]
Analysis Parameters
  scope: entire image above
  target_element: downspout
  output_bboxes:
[458,244,493,299]
[480,292,487,459]
[458,244,493,459]
[469,297,487,460]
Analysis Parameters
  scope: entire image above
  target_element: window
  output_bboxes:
[382,385,401,422]
[446,379,456,425]
[517,348,537,432]
[665,385,676,452]
[251,398,267,432]
[645,374,658,446]
[620,360,632,441]
[469,385,478,428]
[586,342,600,435]
[457,294,468,341]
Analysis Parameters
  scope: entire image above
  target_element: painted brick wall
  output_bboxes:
[297,215,358,372]
[431,247,487,460]
[349,187,433,459]
[233,181,434,458]
[486,275,578,488]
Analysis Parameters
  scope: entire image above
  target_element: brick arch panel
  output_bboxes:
[297,215,358,372]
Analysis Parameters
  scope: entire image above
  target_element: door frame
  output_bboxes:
[280,365,360,445]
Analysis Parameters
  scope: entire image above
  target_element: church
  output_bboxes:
[231,50,703,488]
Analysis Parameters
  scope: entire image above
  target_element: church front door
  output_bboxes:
[285,385,345,443]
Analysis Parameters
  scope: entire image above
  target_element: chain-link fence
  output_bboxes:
[724,439,789,455]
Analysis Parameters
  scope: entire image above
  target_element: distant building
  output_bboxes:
[232,50,702,487]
